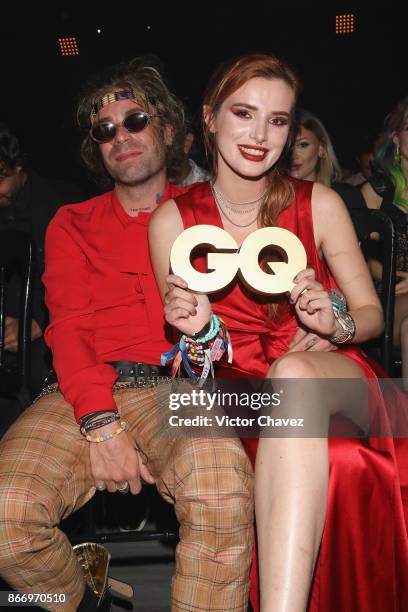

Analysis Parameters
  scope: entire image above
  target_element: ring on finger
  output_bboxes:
[300,288,308,297]
[96,484,106,491]
[116,482,130,494]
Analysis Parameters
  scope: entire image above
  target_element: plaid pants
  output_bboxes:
[0,383,254,611]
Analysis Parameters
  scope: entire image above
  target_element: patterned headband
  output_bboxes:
[90,89,140,122]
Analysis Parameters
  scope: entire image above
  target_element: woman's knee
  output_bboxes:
[268,352,320,379]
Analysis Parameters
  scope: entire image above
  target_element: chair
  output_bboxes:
[349,208,396,373]
[0,230,35,409]
[67,487,179,547]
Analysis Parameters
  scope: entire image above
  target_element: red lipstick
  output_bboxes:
[238,144,269,162]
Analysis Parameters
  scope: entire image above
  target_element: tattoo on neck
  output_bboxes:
[128,193,162,213]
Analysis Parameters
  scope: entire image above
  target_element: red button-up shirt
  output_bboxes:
[43,183,185,422]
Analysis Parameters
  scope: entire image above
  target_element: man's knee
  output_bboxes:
[1,391,74,444]
[0,391,91,566]
[169,437,254,522]
[0,481,53,570]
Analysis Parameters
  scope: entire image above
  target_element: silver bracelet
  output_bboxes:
[329,310,356,344]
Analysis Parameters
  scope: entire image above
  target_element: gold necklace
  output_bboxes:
[212,185,259,228]
[223,201,258,214]
[214,184,267,206]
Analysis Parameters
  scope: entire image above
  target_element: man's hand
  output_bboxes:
[4,317,42,352]
[89,422,155,495]
[288,327,338,353]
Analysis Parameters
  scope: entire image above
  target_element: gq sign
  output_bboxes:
[170,225,307,294]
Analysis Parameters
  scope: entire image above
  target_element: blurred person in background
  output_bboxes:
[0,123,85,434]
[172,119,211,187]
[289,108,367,209]
[361,96,408,385]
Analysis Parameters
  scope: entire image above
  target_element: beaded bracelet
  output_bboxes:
[84,420,128,443]
[191,319,212,341]
[161,313,232,383]
[182,314,220,347]
[80,413,121,436]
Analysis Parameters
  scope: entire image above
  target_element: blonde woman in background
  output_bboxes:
[290,108,366,209]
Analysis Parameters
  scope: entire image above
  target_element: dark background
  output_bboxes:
[1,2,404,181]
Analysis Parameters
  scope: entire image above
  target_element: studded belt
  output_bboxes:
[107,361,169,382]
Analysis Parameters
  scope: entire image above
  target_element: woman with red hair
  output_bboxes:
[149,53,408,612]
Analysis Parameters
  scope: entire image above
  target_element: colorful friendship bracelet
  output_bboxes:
[182,314,220,346]
[84,420,128,443]
[161,313,232,383]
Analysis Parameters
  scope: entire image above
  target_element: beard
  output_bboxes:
[105,139,167,187]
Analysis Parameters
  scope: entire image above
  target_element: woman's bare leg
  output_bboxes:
[255,351,367,612]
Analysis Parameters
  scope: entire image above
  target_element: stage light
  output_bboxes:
[58,37,79,57]
[335,14,355,35]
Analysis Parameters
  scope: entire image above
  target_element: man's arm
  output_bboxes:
[43,212,118,423]
[43,210,154,493]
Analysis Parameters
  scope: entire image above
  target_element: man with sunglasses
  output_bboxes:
[0,58,254,611]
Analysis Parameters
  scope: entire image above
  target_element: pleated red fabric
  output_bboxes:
[174,180,408,611]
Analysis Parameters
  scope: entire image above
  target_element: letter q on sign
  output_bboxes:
[170,225,307,294]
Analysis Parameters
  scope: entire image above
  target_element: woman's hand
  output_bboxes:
[164,274,212,336]
[395,271,408,296]
[290,269,337,338]
[288,327,338,353]
[90,424,155,495]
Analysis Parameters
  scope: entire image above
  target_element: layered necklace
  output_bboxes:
[211,183,267,228]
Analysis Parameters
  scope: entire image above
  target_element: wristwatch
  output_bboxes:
[329,309,356,344]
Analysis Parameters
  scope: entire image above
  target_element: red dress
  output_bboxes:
[174,180,408,612]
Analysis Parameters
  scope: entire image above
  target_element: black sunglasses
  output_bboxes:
[90,110,157,144]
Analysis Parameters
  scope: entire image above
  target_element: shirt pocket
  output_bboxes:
[90,255,148,311]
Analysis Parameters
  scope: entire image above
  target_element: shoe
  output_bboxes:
[73,542,133,608]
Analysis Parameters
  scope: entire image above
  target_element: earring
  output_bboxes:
[394,144,401,164]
